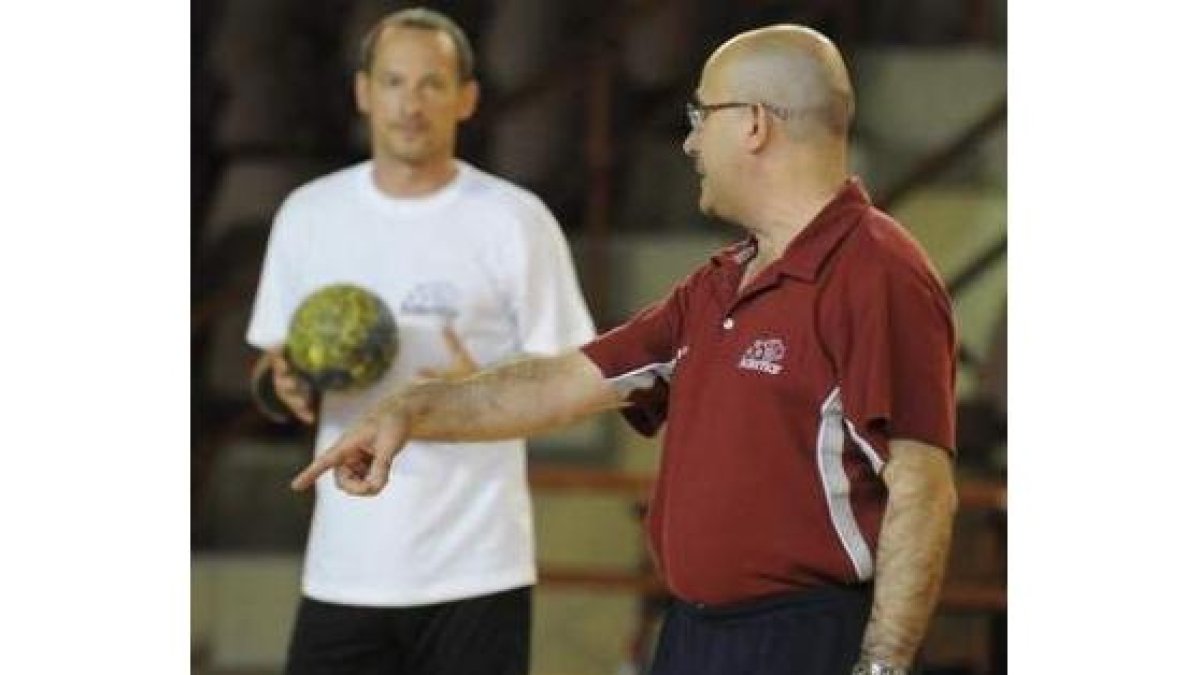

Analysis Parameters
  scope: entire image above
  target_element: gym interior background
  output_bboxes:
[192,0,1007,673]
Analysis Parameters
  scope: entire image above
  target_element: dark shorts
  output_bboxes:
[648,585,872,675]
[284,586,531,675]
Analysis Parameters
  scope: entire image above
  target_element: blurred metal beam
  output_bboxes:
[877,96,1007,211]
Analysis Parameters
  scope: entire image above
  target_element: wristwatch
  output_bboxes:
[850,660,908,675]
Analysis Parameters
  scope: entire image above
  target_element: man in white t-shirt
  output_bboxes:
[245,8,595,675]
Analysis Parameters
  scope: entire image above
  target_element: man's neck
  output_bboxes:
[371,155,459,198]
[741,141,849,263]
[746,173,846,264]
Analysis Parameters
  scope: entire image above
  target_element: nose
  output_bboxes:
[399,93,423,116]
[682,127,697,157]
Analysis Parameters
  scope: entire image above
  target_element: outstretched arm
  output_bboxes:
[859,439,958,669]
[400,349,621,442]
[290,350,622,494]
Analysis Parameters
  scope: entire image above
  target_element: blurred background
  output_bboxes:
[192,0,1007,673]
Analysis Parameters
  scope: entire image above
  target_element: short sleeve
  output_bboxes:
[581,278,691,437]
[503,199,597,355]
[822,253,957,459]
[245,196,303,349]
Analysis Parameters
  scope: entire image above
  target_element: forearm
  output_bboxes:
[386,351,621,442]
[861,441,958,667]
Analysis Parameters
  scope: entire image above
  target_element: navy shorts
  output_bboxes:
[648,585,872,675]
[284,586,531,675]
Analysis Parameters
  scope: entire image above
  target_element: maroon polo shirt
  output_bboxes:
[580,178,957,605]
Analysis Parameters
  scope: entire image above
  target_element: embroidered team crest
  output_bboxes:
[738,338,786,375]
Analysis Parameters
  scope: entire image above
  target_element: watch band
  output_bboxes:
[851,660,908,675]
[250,357,295,423]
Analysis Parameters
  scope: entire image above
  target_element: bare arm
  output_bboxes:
[290,350,623,493]
[403,350,622,441]
[860,439,958,669]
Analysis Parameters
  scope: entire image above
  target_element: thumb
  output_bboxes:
[442,326,479,372]
[269,350,294,375]
[365,412,409,493]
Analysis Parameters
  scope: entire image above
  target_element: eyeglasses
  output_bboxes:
[685,99,796,132]
[686,100,752,131]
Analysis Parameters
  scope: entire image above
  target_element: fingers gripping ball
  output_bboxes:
[285,284,399,391]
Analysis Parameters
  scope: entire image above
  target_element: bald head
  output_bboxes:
[704,25,854,140]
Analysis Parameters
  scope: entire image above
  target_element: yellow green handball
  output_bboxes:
[285,284,399,391]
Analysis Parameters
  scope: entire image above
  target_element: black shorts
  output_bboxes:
[284,586,531,675]
[648,585,872,675]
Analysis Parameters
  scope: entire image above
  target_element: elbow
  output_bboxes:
[925,468,959,532]
[888,477,957,518]
[882,457,958,521]
[923,461,958,520]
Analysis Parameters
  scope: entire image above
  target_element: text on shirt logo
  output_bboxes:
[737,338,786,375]
[400,281,461,319]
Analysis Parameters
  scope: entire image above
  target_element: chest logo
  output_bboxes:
[400,282,461,319]
[738,338,786,375]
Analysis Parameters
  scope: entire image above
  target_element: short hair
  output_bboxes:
[358,7,475,82]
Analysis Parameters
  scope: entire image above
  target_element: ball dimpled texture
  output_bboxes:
[285,284,399,391]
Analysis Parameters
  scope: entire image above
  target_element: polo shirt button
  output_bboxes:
[722,317,734,330]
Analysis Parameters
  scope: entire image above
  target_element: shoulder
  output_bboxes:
[817,208,952,326]
[457,162,560,230]
[835,207,945,291]
[276,162,367,220]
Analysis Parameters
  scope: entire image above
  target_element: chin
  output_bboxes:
[698,190,719,217]
[390,147,435,165]
[700,198,737,226]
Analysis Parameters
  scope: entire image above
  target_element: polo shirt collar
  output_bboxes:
[712,177,872,283]
[777,177,872,281]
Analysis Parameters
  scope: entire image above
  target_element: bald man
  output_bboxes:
[292,25,958,675]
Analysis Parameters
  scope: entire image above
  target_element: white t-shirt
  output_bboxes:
[246,160,596,606]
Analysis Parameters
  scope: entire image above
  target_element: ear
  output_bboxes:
[456,79,480,122]
[745,103,770,154]
[354,71,370,116]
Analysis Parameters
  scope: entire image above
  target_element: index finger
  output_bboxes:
[290,425,371,491]
[291,452,340,491]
